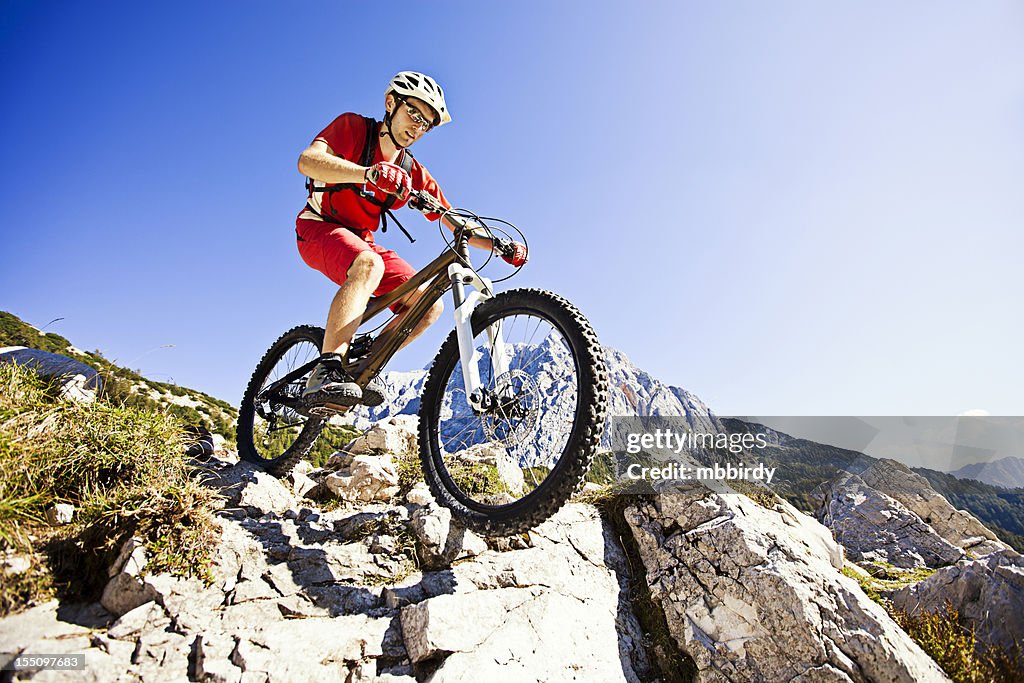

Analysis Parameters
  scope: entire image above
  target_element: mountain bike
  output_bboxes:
[236,191,608,535]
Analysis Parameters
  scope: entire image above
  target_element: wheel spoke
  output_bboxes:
[239,329,326,473]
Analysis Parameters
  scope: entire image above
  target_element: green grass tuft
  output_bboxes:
[350,510,419,586]
[0,362,220,613]
[392,447,424,495]
[446,458,506,498]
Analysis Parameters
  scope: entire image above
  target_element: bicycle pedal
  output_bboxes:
[308,403,351,418]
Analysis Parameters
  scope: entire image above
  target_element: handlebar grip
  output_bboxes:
[365,165,411,201]
[491,237,513,257]
[408,190,445,215]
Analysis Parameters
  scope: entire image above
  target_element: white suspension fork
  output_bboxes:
[449,263,510,410]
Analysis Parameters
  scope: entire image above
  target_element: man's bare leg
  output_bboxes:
[323,252,384,356]
[399,288,444,351]
[311,277,443,410]
[303,253,384,408]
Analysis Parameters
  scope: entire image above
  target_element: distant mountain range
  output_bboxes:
[948,456,1024,489]
[354,345,1024,552]
[5,308,1021,552]
[721,418,1024,551]
[348,345,719,445]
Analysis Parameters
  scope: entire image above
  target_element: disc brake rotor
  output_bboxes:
[481,369,541,444]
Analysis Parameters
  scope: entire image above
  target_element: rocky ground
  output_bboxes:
[813,458,1024,656]
[1,419,655,682]
[3,419,1022,682]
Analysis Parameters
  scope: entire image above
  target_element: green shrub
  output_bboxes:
[0,362,219,614]
[392,446,423,494]
[892,602,1023,683]
[447,458,505,498]
[0,312,73,355]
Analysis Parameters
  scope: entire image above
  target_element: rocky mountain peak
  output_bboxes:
[949,455,1024,490]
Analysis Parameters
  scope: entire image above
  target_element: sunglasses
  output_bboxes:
[396,96,435,132]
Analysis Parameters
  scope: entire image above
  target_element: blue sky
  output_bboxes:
[2,2,1022,416]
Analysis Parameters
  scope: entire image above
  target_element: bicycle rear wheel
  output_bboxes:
[237,325,325,476]
[418,288,608,535]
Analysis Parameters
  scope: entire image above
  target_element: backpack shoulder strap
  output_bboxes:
[379,148,417,241]
[306,116,378,196]
[359,116,378,168]
[398,147,415,174]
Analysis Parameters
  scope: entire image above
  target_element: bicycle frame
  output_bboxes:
[259,219,510,413]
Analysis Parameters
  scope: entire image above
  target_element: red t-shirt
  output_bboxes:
[302,113,450,231]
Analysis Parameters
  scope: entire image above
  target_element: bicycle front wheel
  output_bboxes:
[418,288,608,535]
[237,325,326,476]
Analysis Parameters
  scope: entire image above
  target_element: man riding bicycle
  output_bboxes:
[295,71,527,411]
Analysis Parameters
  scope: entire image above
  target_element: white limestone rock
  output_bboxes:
[404,482,434,507]
[288,469,321,500]
[101,538,158,616]
[625,485,950,682]
[892,549,1024,653]
[399,504,652,682]
[45,503,75,526]
[191,633,243,683]
[202,462,296,516]
[57,372,97,403]
[323,454,400,503]
[816,473,965,569]
[857,458,1009,557]
[229,614,391,681]
[345,418,417,456]
[409,504,488,569]
[107,600,169,640]
[1,553,32,575]
[0,600,97,675]
[0,504,655,682]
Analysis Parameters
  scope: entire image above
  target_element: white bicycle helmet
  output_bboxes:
[386,71,451,127]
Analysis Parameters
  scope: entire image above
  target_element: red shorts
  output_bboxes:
[296,217,416,310]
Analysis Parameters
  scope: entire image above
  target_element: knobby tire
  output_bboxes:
[418,288,609,536]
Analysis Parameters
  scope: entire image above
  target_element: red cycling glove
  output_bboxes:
[365,162,411,199]
[501,241,528,267]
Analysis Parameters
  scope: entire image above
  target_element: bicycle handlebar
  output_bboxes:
[406,189,516,257]
[362,174,507,251]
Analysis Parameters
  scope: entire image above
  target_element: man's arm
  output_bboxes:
[441,214,496,251]
[297,140,366,184]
